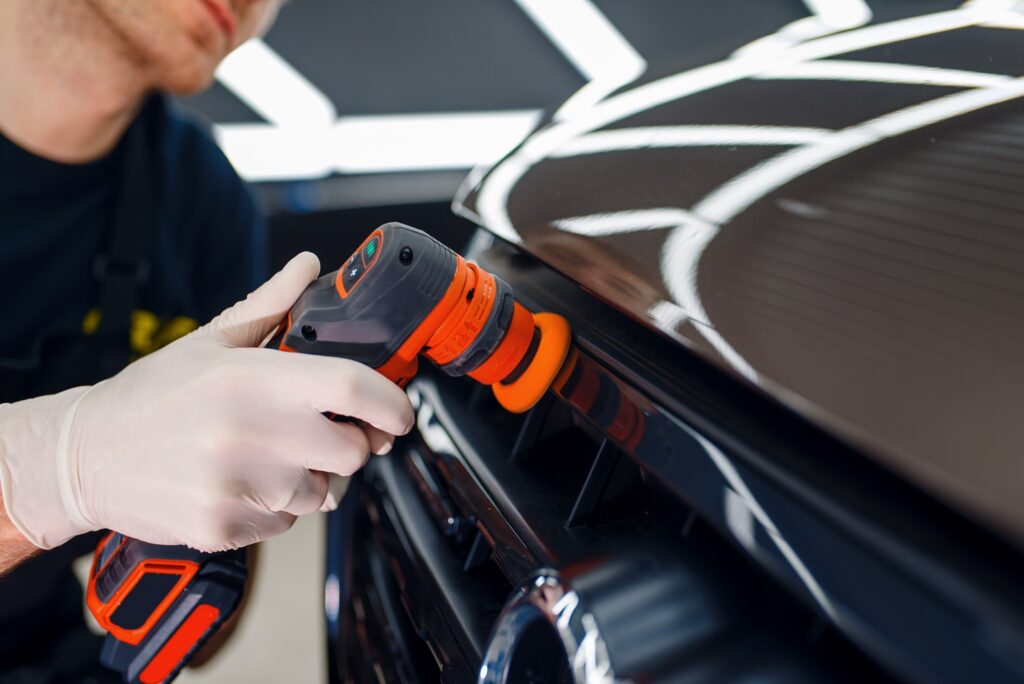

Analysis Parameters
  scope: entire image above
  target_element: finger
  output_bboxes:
[229,404,371,478]
[300,417,371,476]
[319,474,351,512]
[203,252,321,348]
[266,352,414,436]
[189,508,296,552]
[361,422,395,455]
[241,509,296,547]
[273,469,329,516]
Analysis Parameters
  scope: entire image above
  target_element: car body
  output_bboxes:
[326,3,1024,682]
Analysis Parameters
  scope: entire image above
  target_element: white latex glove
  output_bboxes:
[0,253,413,551]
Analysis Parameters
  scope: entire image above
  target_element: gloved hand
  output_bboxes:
[0,253,414,551]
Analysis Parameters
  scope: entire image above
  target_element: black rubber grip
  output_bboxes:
[500,327,541,385]
[438,276,515,377]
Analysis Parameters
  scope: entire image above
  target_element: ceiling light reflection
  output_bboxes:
[513,0,646,120]
[215,38,336,128]
[551,125,830,158]
[757,60,1012,88]
[216,111,540,181]
[697,77,1024,225]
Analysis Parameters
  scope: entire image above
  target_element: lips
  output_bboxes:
[198,0,238,40]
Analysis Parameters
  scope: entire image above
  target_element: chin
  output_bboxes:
[161,68,217,96]
[154,53,219,95]
[80,0,227,95]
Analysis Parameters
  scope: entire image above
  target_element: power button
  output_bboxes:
[340,231,382,295]
[341,253,363,293]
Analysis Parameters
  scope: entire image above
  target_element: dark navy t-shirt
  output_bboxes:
[0,97,268,646]
[0,95,267,367]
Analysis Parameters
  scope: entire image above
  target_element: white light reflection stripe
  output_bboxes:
[734,16,848,60]
[214,125,333,181]
[725,489,757,551]
[981,13,1024,29]
[513,0,642,81]
[694,78,1024,225]
[691,427,838,621]
[513,0,646,120]
[331,112,541,173]
[962,0,1021,8]
[513,0,645,82]
[215,111,540,181]
[757,60,1013,88]
[551,126,829,158]
[648,300,690,332]
[803,0,872,28]
[736,0,872,59]
[215,39,336,128]
[662,218,760,381]
[554,208,701,236]
[551,208,758,379]
[777,7,992,63]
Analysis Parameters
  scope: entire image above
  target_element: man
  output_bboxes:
[0,0,413,679]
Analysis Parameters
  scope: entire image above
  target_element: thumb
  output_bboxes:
[203,252,321,348]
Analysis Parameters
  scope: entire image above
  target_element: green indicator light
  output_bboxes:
[365,240,377,257]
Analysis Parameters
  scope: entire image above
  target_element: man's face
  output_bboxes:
[83,0,281,93]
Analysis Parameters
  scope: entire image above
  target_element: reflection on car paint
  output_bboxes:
[456,2,1024,545]
[545,345,1024,681]
[553,347,835,620]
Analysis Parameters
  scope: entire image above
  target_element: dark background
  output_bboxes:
[181,0,590,270]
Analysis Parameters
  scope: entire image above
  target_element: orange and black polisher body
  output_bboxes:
[268,222,571,413]
[89,223,571,683]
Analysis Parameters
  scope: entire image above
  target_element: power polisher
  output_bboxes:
[86,223,572,683]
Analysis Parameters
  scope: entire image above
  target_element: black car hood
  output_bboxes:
[455,5,1024,544]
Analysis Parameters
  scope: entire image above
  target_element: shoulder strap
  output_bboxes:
[93,108,155,347]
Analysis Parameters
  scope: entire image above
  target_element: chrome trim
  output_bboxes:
[479,571,618,684]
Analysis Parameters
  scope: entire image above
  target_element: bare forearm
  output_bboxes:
[0,487,38,575]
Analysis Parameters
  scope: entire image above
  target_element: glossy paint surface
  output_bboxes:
[556,345,1024,683]
[456,2,1024,543]
[472,236,1024,683]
